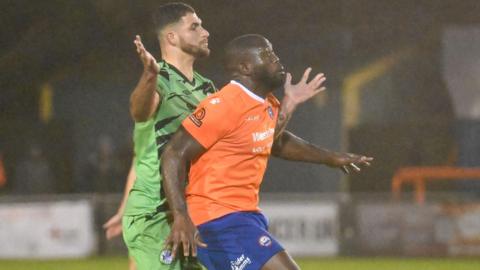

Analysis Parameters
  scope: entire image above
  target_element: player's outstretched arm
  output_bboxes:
[272,130,373,174]
[161,127,207,260]
[103,160,136,239]
[130,35,161,122]
[274,68,326,139]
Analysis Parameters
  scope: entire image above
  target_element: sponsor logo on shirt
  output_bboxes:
[252,128,274,142]
[252,128,275,142]
[210,98,221,104]
[230,254,252,270]
[189,108,206,127]
[259,235,272,247]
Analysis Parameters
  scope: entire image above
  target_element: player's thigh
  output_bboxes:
[261,251,300,270]
[123,214,181,270]
[197,213,284,270]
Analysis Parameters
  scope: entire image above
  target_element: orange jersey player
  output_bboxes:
[162,34,373,270]
[184,80,280,226]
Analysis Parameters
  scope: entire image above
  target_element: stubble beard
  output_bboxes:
[256,69,285,91]
[180,39,210,59]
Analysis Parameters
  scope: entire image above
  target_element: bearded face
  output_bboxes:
[252,44,285,90]
[175,12,210,58]
[253,64,285,90]
[178,34,210,58]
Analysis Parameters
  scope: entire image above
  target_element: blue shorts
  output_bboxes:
[197,211,284,270]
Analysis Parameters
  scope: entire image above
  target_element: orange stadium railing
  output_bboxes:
[392,166,480,204]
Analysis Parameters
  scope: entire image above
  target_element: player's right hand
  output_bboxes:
[103,213,123,240]
[164,213,207,260]
[134,35,160,74]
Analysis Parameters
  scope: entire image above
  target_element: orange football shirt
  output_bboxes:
[182,80,280,226]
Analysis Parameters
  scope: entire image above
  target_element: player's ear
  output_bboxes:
[238,62,253,76]
[165,31,178,46]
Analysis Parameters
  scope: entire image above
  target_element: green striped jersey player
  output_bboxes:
[124,60,215,216]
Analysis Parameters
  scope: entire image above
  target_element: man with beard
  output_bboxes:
[161,34,373,270]
[121,3,214,270]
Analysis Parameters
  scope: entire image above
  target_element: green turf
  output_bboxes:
[298,257,480,270]
[0,257,479,270]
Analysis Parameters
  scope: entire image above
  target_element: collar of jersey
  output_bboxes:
[230,80,265,103]
[161,60,196,86]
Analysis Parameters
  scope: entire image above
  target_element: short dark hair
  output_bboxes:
[152,2,195,33]
[224,34,268,71]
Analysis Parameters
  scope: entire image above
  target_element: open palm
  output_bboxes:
[134,35,159,74]
[284,67,326,104]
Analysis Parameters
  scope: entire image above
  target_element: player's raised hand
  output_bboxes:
[327,153,373,174]
[275,68,327,139]
[103,213,123,240]
[134,35,160,74]
[283,67,326,106]
[164,214,207,260]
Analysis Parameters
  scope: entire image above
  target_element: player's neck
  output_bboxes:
[233,77,270,98]
[162,51,195,81]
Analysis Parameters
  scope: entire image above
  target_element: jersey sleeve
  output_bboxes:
[155,73,170,97]
[182,96,236,149]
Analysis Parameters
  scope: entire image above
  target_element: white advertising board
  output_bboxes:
[260,201,339,256]
[0,200,96,258]
[441,204,480,256]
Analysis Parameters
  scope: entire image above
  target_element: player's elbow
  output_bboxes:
[129,92,160,122]
[129,98,149,122]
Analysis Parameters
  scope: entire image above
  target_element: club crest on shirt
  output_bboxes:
[189,108,206,127]
[159,249,173,265]
[267,106,274,119]
[258,235,272,247]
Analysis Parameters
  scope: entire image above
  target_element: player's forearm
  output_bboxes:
[130,71,158,122]
[161,146,189,217]
[274,95,297,139]
[272,130,337,166]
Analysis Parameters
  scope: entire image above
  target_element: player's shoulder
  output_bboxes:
[213,83,246,105]
[193,70,213,84]
[157,61,172,81]
[195,83,243,115]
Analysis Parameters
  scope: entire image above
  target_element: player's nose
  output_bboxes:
[202,27,210,38]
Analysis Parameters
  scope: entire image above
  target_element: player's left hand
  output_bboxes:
[103,212,123,240]
[327,153,373,174]
[274,68,327,139]
[283,67,326,110]
[164,213,207,260]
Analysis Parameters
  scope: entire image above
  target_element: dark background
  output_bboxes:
[1,0,479,194]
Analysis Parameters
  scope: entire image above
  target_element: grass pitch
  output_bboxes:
[0,257,479,270]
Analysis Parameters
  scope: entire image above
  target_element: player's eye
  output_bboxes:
[191,23,200,30]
